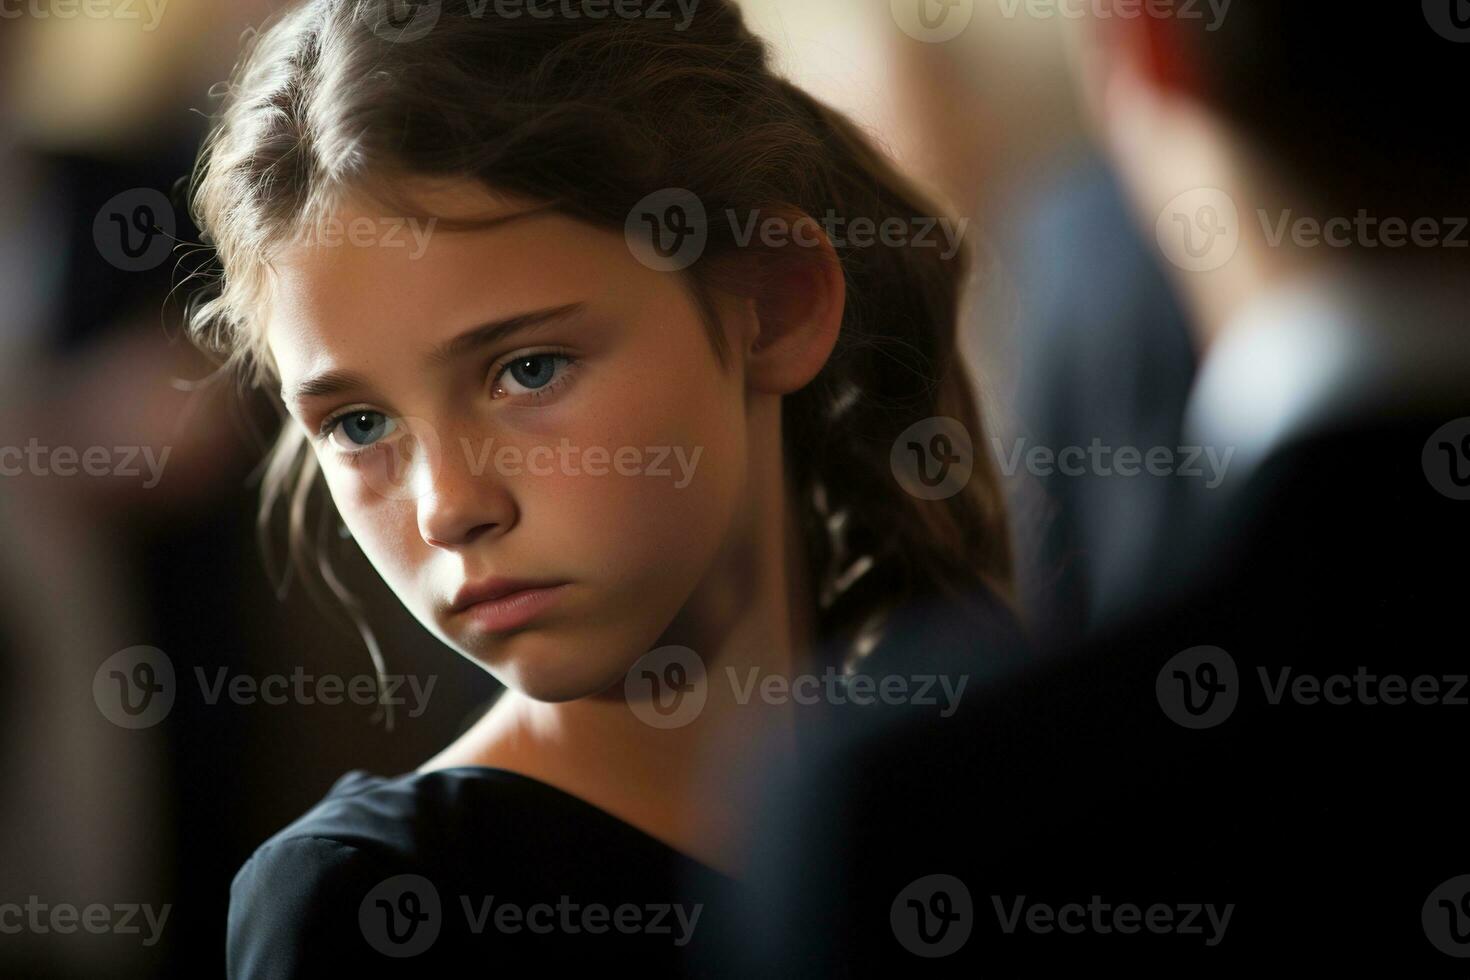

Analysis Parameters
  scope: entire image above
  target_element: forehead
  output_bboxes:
[262,179,626,380]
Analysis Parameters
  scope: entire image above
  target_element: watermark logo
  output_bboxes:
[625,645,707,729]
[1161,198,1467,262]
[892,874,973,957]
[891,0,975,43]
[1424,875,1470,957]
[891,417,974,501]
[337,422,705,502]
[728,209,968,260]
[360,874,443,957]
[1159,646,1467,728]
[93,645,176,729]
[355,415,444,503]
[1424,0,1470,42]
[1156,645,1238,729]
[92,646,437,727]
[1423,417,1470,500]
[359,874,702,953]
[626,189,709,271]
[94,188,175,273]
[993,895,1233,946]
[1156,188,1239,272]
[194,666,437,717]
[624,649,970,727]
[626,191,970,268]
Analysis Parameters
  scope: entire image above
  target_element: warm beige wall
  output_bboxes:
[10,0,279,151]
[735,0,1083,222]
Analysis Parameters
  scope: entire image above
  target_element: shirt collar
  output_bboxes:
[1182,267,1470,492]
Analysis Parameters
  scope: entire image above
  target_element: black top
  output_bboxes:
[226,766,744,977]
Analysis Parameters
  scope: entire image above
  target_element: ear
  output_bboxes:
[741,211,846,396]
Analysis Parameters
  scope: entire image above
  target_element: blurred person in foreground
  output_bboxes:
[1003,151,1197,648]
[728,2,1470,973]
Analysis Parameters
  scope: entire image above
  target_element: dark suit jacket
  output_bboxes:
[728,318,1470,973]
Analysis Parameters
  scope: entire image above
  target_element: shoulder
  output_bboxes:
[227,833,390,977]
[225,768,558,977]
[226,766,737,975]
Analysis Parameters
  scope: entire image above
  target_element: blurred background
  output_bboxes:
[0,1,1190,974]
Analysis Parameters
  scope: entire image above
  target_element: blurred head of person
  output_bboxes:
[1077,1,1465,343]
[184,0,1012,706]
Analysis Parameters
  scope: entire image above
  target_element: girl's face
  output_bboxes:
[265,179,753,701]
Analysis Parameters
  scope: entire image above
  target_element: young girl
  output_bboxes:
[190,0,1014,973]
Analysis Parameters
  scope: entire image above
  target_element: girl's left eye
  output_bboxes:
[321,410,398,457]
[491,353,574,400]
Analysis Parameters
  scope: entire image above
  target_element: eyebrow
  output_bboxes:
[283,302,587,403]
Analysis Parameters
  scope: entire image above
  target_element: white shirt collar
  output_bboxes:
[1183,268,1470,492]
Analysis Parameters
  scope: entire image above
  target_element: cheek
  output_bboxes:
[319,463,425,594]
[517,356,747,583]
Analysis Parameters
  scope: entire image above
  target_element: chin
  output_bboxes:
[461,627,642,704]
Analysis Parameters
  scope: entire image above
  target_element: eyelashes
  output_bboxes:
[314,348,579,465]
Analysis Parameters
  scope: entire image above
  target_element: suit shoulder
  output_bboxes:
[227,835,399,978]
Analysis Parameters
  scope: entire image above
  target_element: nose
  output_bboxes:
[415,427,517,549]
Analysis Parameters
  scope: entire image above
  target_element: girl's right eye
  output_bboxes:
[323,410,398,454]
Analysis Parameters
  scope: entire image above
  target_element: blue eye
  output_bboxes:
[326,410,397,451]
[509,355,557,389]
[494,353,572,399]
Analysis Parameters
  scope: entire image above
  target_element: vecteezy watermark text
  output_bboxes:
[194,666,437,716]
[0,0,168,30]
[370,0,701,43]
[1157,645,1469,729]
[1259,209,1469,250]
[0,898,170,947]
[991,437,1235,489]
[727,209,969,260]
[623,646,971,729]
[727,666,968,717]
[992,895,1234,946]
[465,0,700,28]
[460,895,701,944]
[358,874,702,957]
[92,646,437,728]
[460,437,702,488]
[996,0,1231,31]
[625,189,970,271]
[0,440,170,488]
[1156,188,1468,272]
[286,215,438,259]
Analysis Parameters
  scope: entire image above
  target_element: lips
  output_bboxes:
[450,577,566,614]
[448,578,570,633]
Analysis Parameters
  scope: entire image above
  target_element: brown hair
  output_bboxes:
[185,0,1014,721]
